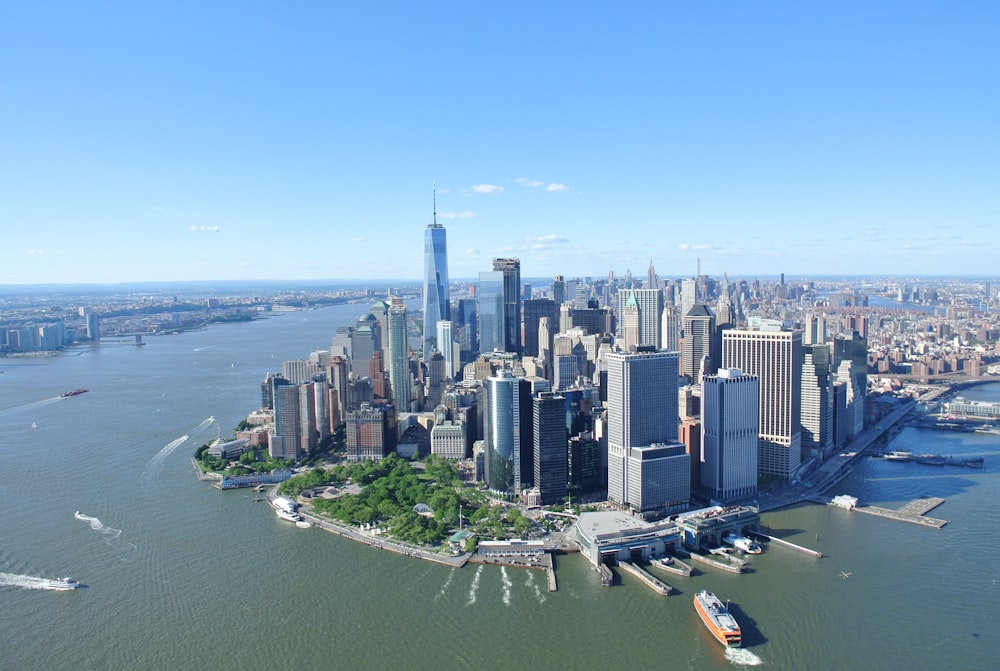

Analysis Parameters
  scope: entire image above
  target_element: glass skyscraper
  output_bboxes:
[422,194,450,362]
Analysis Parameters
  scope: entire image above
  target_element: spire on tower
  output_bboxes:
[432,182,439,228]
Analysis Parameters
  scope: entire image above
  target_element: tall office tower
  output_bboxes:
[680,278,698,320]
[430,420,466,459]
[369,299,391,360]
[436,320,456,378]
[646,258,658,290]
[801,344,834,461]
[722,327,803,480]
[493,258,522,354]
[833,332,867,441]
[369,350,388,400]
[701,368,759,502]
[605,349,681,509]
[682,304,716,384]
[569,434,601,494]
[625,442,690,512]
[455,298,478,360]
[426,350,445,409]
[350,313,380,374]
[538,316,554,380]
[422,190,450,361]
[326,356,349,422]
[387,300,411,411]
[484,371,532,495]
[616,288,663,348]
[620,290,641,351]
[269,378,301,460]
[522,298,558,358]
[80,308,100,341]
[331,326,354,362]
[552,275,566,304]
[345,402,397,462]
[282,359,320,385]
[478,270,505,354]
[297,382,318,455]
[661,304,680,352]
[803,313,828,346]
[533,392,568,505]
[715,273,737,330]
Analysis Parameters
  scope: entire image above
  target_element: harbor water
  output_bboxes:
[2,303,999,670]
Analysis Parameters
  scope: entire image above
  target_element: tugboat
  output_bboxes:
[694,590,742,647]
[61,389,89,398]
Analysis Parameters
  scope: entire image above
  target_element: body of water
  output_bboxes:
[2,303,998,670]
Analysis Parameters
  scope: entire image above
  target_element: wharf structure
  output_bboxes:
[674,505,761,551]
[574,511,681,567]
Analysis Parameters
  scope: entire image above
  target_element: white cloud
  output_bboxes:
[526,234,569,246]
[189,225,220,232]
[470,184,504,194]
[677,243,713,251]
[349,237,365,242]
[545,182,570,192]
[26,249,45,255]
[438,211,476,220]
[465,248,480,255]
[515,178,544,188]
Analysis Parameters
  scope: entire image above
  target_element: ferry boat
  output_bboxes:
[61,389,89,398]
[47,577,82,591]
[275,508,303,523]
[723,532,762,554]
[693,590,741,647]
[883,450,912,461]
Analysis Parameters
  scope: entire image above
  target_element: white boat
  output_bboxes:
[723,532,762,554]
[275,508,303,523]
[830,494,858,509]
[47,577,81,591]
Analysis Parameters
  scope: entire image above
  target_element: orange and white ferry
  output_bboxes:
[694,590,741,647]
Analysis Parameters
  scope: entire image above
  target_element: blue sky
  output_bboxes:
[2,2,997,285]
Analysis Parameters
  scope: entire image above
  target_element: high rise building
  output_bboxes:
[801,344,834,461]
[493,258,522,354]
[484,371,531,495]
[833,332,867,441]
[661,304,680,352]
[345,402,397,462]
[617,288,663,349]
[606,349,681,510]
[533,392,568,505]
[387,300,411,411]
[552,275,565,304]
[522,298,558,358]
[422,188,450,361]
[680,278,697,319]
[701,368,759,502]
[436,320,456,378]
[477,270,505,354]
[682,304,716,384]
[722,327,802,480]
[620,290,641,351]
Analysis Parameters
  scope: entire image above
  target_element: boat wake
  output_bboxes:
[467,565,483,606]
[74,511,122,539]
[0,572,74,591]
[725,647,763,666]
[434,569,455,601]
[74,511,137,562]
[500,566,512,606]
[0,396,62,419]
[141,416,217,487]
[525,569,546,604]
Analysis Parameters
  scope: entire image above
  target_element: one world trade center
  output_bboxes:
[423,186,450,361]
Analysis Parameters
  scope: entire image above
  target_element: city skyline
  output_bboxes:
[2,3,998,285]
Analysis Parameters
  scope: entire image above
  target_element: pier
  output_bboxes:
[681,549,748,574]
[617,560,673,595]
[649,555,694,577]
[751,532,823,558]
[597,562,614,586]
[851,497,949,529]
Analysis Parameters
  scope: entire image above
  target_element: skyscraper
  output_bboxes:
[493,258,522,354]
[701,368,759,502]
[722,327,802,480]
[478,270,505,354]
[605,349,681,509]
[387,300,411,411]
[801,344,834,461]
[682,304,716,384]
[422,188,450,361]
[533,392,568,505]
[617,287,663,348]
[484,371,530,495]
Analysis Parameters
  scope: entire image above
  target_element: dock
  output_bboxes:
[649,555,694,577]
[852,497,949,528]
[597,563,614,586]
[617,560,673,595]
[751,532,823,558]
[683,549,748,574]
